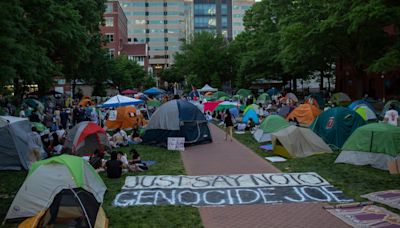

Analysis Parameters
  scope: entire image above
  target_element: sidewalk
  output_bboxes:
[181,124,349,228]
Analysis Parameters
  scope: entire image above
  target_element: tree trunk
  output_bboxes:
[320,71,325,91]
[327,76,331,92]
[292,78,297,92]
[72,79,76,99]
[13,78,22,105]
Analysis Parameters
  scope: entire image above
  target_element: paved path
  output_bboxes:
[181,124,349,228]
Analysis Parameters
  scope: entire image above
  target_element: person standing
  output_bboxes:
[384,105,399,126]
[224,109,234,141]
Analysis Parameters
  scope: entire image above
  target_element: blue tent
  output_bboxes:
[142,100,212,146]
[348,100,377,114]
[143,87,165,95]
[267,87,279,96]
[311,107,366,148]
[242,109,259,124]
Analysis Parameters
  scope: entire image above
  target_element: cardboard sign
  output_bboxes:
[108,110,117,121]
[167,137,185,151]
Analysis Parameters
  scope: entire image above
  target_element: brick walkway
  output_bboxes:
[181,124,349,228]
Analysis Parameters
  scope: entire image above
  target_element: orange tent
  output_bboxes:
[105,106,147,130]
[286,104,321,126]
[79,98,95,107]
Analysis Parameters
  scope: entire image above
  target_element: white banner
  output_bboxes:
[123,172,329,190]
[167,137,185,151]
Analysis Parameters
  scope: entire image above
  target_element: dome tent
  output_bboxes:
[5,155,108,227]
[63,121,111,156]
[286,104,321,126]
[335,123,400,170]
[142,99,212,146]
[310,107,366,148]
[0,116,45,170]
[253,115,290,143]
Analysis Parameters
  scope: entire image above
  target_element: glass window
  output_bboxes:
[194,4,216,15]
[148,20,164,24]
[105,3,113,12]
[194,16,217,28]
[233,22,242,26]
[233,14,242,18]
[105,17,113,27]
[135,19,146,25]
[149,46,166,51]
[122,2,146,7]
[148,11,164,16]
[108,49,115,58]
[105,34,114,42]
[222,17,227,27]
[129,29,146,34]
[221,4,227,15]
[149,2,164,7]
[233,5,240,10]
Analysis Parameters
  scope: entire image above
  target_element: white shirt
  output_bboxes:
[385,110,399,126]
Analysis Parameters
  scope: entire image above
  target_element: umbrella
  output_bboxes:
[121,89,137,95]
[215,101,240,111]
[143,87,165,95]
[236,89,251,98]
[102,95,144,108]
[147,100,161,107]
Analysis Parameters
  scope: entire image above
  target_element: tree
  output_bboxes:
[109,55,152,91]
[174,32,234,88]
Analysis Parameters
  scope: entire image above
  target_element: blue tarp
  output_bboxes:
[144,87,165,95]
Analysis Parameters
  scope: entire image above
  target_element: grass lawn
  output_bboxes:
[0,145,202,228]
[216,123,400,202]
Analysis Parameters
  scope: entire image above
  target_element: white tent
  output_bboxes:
[198,84,218,92]
[102,95,143,108]
[271,125,332,158]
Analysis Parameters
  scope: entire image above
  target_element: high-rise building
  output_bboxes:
[193,0,232,39]
[119,0,187,73]
[101,1,148,69]
[231,0,254,38]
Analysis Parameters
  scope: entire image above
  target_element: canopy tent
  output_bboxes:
[5,155,107,226]
[203,101,223,112]
[335,123,400,170]
[253,115,289,143]
[142,99,212,146]
[310,107,366,148]
[286,104,321,126]
[236,89,252,98]
[256,93,271,105]
[271,125,332,158]
[105,106,146,130]
[198,84,218,92]
[215,101,240,111]
[380,100,400,118]
[354,104,377,121]
[121,89,137,95]
[330,92,351,106]
[143,87,165,95]
[267,87,280,96]
[0,116,45,170]
[305,93,325,109]
[78,98,95,107]
[63,121,111,156]
[102,95,143,108]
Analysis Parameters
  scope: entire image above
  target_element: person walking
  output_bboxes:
[224,109,234,141]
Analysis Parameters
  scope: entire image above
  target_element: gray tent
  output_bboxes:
[0,116,44,170]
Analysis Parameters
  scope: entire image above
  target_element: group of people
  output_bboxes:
[87,149,148,179]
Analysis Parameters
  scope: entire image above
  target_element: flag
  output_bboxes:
[191,85,198,101]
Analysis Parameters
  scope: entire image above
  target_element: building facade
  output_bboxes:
[118,0,187,73]
[231,0,254,38]
[193,0,232,39]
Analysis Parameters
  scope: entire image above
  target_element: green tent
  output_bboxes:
[310,107,366,148]
[236,89,251,98]
[147,100,161,107]
[232,94,244,101]
[6,154,107,220]
[212,91,228,99]
[253,115,289,142]
[335,123,400,170]
[256,93,271,105]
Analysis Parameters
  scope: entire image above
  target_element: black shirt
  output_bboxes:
[105,159,122,178]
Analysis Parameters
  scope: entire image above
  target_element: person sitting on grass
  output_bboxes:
[245,118,256,131]
[112,128,128,147]
[117,151,129,168]
[89,149,104,171]
[129,127,142,144]
[105,151,123,178]
[128,149,148,172]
